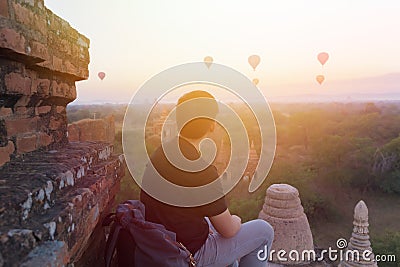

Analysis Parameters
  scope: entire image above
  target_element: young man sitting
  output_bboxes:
[140,90,274,267]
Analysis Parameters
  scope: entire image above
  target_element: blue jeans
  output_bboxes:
[194,219,274,267]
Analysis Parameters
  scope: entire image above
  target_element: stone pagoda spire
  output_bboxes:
[259,184,314,265]
[339,200,378,267]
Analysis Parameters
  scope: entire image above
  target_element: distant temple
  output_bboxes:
[146,108,176,141]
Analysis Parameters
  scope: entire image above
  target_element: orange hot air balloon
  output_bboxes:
[252,78,259,85]
[204,56,213,69]
[317,52,329,66]
[316,75,325,85]
[248,55,260,70]
[98,72,106,80]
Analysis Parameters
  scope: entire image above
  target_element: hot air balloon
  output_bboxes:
[248,55,260,71]
[316,75,325,85]
[317,52,329,66]
[252,78,259,85]
[98,72,106,80]
[204,56,213,69]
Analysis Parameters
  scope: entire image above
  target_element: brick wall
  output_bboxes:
[0,0,90,167]
[0,1,126,266]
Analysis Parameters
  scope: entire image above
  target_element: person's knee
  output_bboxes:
[253,219,274,244]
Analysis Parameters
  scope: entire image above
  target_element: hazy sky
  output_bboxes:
[44,0,400,103]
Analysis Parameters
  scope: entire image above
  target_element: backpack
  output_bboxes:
[102,200,197,267]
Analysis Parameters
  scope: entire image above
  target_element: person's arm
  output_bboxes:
[209,209,241,238]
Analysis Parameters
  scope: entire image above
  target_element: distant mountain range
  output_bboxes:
[266,73,400,102]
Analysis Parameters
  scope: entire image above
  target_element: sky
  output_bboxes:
[44,0,400,103]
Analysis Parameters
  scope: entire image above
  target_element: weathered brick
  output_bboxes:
[32,78,50,96]
[1,3,89,79]
[20,241,69,267]
[59,39,71,54]
[23,68,36,80]
[0,0,9,18]
[36,60,51,69]
[15,107,27,115]
[77,35,89,48]
[6,141,14,153]
[52,56,62,71]
[51,82,71,98]
[37,132,53,147]
[0,107,12,117]
[0,141,15,166]
[12,2,47,36]
[47,15,60,32]
[0,28,26,54]
[59,83,70,97]
[12,2,34,27]
[15,106,34,116]
[56,106,65,113]
[70,44,78,58]
[0,147,11,167]
[52,129,66,143]
[37,106,51,114]
[5,72,31,95]
[49,116,62,130]
[16,134,37,153]
[64,61,77,75]
[67,84,76,100]
[14,95,31,108]
[50,80,59,96]
[5,117,38,137]
[33,15,47,36]
[19,0,34,6]
[30,41,49,61]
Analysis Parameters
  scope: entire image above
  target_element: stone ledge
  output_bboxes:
[0,142,116,223]
[0,142,124,266]
[20,241,69,267]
